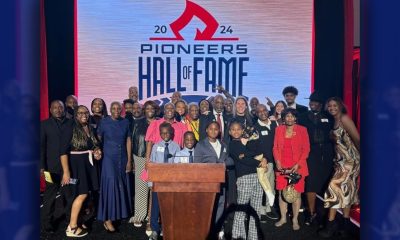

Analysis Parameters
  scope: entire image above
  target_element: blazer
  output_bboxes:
[199,111,232,144]
[193,138,228,164]
[293,104,309,115]
[273,124,310,176]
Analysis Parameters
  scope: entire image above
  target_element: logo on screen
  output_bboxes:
[138,0,248,102]
[150,0,239,41]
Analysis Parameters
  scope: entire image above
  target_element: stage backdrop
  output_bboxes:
[76,0,313,107]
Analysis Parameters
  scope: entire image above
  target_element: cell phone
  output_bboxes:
[69,178,78,184]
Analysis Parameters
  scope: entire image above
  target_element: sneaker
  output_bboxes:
[145,224,152,237]
[160,230,163,236]
[149,231,158,240]
[218,230,225,240]
[305,212,317,226]
[133,221,143,228]
[266,209,279,220]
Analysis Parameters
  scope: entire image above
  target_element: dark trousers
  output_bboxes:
[41,173,73,225]
[150,192,161,232]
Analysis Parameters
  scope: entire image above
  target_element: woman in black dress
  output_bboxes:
[61,105,102,237]
[298,92,334,225]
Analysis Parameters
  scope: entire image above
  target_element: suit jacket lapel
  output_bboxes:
[219,143,225,161]
[204,139,218,159]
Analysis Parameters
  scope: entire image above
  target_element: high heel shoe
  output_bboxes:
[103,222,117,233]
[66,225,88,237]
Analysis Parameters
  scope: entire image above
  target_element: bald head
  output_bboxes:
[50,100,65,119]
[213,95,224,113]
[65,95,78,109]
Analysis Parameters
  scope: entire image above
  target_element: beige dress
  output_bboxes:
[324,124,360,208]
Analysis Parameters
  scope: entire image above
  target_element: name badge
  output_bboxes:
[261,130,269,136]
[181,157,189,163]
[157,146,165,152]
[321,118,329,123]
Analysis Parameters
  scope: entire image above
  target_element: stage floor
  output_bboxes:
[40,193,359,240]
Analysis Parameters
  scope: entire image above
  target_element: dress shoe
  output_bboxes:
[103,222,117,233]
[305,212,317,226]
[266,208,279,220]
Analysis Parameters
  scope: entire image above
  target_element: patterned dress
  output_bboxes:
[324,124,360,208]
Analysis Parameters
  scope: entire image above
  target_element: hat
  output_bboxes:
[306,91,325,103]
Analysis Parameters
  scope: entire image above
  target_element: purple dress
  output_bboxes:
[97,116,132,221]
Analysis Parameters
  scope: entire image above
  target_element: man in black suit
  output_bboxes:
[40,100,74,232]
[282,86,308,115]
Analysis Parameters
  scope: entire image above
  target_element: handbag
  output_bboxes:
[280,168,302,203]
[140,169,149,181]
[282,185,300,203]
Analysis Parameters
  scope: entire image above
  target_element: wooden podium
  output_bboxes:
[148,163,225,240]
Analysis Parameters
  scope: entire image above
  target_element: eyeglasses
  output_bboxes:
[77,112,89,115]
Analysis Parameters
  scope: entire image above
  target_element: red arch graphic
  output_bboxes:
[150,0,239,41]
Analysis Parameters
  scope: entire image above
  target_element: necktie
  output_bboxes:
[216,113,223,140]
[189,150,193,163]
[164,142,169,163]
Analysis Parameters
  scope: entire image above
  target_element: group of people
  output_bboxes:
[40,85,360,239]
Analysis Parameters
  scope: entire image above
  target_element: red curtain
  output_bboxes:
[353,48,360,130]
[40,0,49,121]
[343,0,360,225]
[40,0,47,192]
[343,0,354,119]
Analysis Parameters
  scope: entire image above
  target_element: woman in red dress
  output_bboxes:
[273,108,310,230]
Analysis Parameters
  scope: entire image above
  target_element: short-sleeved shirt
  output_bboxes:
[145,118,188,147]
[173,147,195,163]
[150,140,181,163]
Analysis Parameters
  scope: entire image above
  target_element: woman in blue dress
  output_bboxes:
[97,101,133,232]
